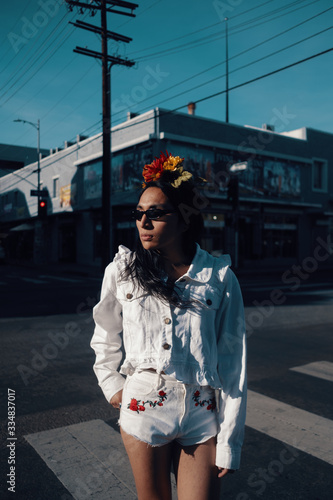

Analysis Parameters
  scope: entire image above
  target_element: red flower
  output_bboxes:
[194,390,200,398]
[129,398,138,411]
[142,151,170,184]
[138,405,145,412]
[158,402,163,406]
[159,390,166,397]
[207,404,212,411]
[195,403,199,407]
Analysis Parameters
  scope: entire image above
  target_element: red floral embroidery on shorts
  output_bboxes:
[192,390,216,411]
[128,390,167,413]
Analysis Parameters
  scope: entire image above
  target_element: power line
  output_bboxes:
[5,43,331,188]
[27,0,325,141]
[0,20,79,106]
[0,0,36,62]
[128,0,276,57]
[0,0,318,140]
[0,11,73,95]
[132,0,315,62]
[195,47,333,107]
[125,26,333,118]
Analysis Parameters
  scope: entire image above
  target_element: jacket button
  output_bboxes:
[164,318,171,324]
[126,293,133,299]
[163,343,171,350]
[206,299,212,306]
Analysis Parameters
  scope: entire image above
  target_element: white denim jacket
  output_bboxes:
[91,244,247,470]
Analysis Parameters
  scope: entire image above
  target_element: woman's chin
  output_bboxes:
[141,240,157,250]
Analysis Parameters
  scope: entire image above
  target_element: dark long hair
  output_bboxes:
[121,178,204,306]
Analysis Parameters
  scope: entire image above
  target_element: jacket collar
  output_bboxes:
[183,244,215,283]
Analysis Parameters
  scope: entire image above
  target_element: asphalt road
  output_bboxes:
[0,262,333,499]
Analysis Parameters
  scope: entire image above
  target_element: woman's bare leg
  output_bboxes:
[121,428,173,500]
[173,437,221,500]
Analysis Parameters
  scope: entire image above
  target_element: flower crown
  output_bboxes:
[142,151,193,188]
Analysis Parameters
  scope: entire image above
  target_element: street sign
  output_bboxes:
[30,190,48,198]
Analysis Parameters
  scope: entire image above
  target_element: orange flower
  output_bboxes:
[142,151,185,185]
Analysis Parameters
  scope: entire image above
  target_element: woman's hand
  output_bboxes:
[218,468,235,478]
[110,389,123,410]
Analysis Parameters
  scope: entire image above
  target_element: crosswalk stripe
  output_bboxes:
[290,361,333,382]
[25,419,178,500]
[25,420,138,500]
[25,391,333,499]
[246,390,333,465]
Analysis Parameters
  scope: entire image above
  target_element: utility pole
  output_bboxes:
[225,17,229,123]
[14,118,41,212]
[66,1,137,269]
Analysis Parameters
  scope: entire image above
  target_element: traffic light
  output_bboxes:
[38,199,47,218]
[227,176,239,209]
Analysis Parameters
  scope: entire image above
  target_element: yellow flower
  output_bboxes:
[163,156,183,171]
[171,170,193,188]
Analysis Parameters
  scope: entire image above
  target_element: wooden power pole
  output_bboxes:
[66,1,137,269]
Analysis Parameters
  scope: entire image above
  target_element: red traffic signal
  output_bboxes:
[38,199,47,218]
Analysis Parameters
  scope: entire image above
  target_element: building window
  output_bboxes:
[53,177,59,198]
[312,159,327,191]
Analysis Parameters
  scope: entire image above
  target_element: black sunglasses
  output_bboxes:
[132,208,177,221]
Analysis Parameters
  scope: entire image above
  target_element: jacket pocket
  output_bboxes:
[187,283,221,312]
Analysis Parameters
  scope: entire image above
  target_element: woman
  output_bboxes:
[91,152,247,500]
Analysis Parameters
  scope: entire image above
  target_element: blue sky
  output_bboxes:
[0,0,332,151]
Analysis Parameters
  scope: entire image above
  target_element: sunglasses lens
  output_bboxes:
[132,210,143,221]
[147,209,160,220]
[132,209,169,221]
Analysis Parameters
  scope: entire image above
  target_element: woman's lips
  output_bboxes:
[141,234,153,241]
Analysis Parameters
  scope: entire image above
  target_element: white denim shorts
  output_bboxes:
[119,370,218,447]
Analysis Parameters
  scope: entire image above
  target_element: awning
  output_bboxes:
[9,223,34,232]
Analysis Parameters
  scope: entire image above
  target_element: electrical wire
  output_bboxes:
[2,0,329,154]
[123,26,333,119]
[131,0,315,62]
[0,10,72,95]
[0,0,36,63]
[0,22,79,106]
[0,1,314,121]
[4,43,331,189]
[128,0,276,57]
[30,0,324,143]
[194,47,333,107]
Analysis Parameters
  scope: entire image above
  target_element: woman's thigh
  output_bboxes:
[121,427,173,500]
[173,436,221,500]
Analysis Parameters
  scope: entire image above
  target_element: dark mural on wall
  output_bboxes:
[83,146,152,200]
[168,143,302,200]
[80,142,302,202]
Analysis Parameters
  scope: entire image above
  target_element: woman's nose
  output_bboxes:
[140,214,153,228]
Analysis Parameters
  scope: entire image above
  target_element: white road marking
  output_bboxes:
[290,361,333,383]
[25,390,333,500]
[25,419,178,500]
[247,390,333,465]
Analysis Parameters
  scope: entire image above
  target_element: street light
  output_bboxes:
[229,161,248,268]
[14,118,41,213]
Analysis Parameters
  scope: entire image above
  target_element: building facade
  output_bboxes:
[1,108,332,269]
